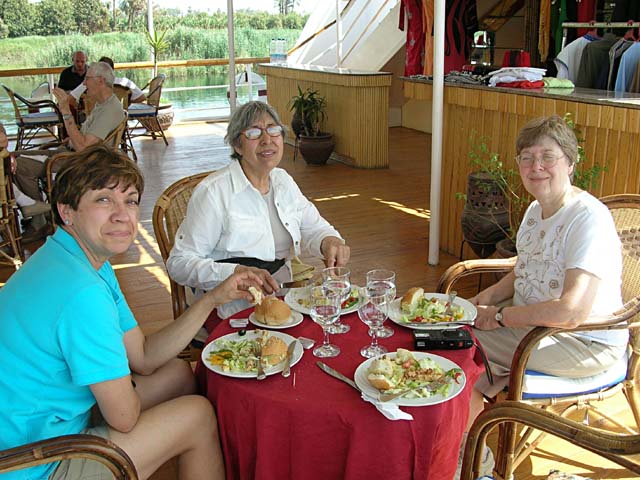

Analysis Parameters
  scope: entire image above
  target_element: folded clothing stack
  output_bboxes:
[488,67,547,89]
[542,77,575,89]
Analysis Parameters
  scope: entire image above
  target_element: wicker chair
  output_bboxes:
[0,148,23,270]
[438,193,640,480]
[0,434,137,479]
[153,171,213,320]
[460,401,640,480]
[127,74,169,147]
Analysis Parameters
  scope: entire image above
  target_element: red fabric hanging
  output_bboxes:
[577,0,597,37]
[399,0,425,76]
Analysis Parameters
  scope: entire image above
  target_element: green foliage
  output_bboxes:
[0,0,36,38]
[71,0,110,35]
[35,0,76,36]
[0,18,8,39]
[288,86,328,136]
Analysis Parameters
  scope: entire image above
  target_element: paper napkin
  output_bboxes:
[229,318,249,328]
[361,392,413,421]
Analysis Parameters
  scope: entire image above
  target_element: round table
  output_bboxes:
[196,305,485,480]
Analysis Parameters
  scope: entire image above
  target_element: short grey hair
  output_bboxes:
[89,61,115,88]
[516,115,579,167]
[224,101,286,160]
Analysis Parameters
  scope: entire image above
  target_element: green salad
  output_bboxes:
[401,296,464,324]
[206,338,259,373]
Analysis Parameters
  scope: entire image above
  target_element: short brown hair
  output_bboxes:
[516,115,578,166]
[51,145,144,226]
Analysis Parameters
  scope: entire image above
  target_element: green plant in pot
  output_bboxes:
[458,113,605,258]
[288,86,334,165]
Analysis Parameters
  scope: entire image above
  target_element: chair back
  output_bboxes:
[30,82,50,99]
[0,148,23,269]
[113,85,131,109]
[153,171,213,319]
[146,74,166,108]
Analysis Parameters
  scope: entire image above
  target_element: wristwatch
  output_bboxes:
[62,113,73,121]
[495,306,506,327]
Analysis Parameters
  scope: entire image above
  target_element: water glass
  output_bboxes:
[358,287,388,358]
[322,267,351,334]
[309,285,341,358]
[366,269,396,338]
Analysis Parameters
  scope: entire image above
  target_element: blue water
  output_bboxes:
[0,68,266,136]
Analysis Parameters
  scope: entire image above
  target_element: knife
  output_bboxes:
[316,361,361,392]
[282,340,298,378]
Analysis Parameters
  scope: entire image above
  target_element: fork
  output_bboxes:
[443,290,457,316]
[253,342,266,380]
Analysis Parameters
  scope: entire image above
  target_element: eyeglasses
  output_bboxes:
[515,152,564,168]
[242,125,283,140]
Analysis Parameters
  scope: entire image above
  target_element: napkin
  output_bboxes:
[229,318,249,328]
[361,392,413,421]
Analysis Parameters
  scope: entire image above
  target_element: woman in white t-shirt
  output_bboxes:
[461,116,626,469]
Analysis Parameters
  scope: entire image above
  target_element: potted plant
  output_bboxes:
[458,113,605,258]
[288,86,334,165]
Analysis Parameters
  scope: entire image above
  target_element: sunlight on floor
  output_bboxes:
[373,197,431,219]
[312,193,360,202]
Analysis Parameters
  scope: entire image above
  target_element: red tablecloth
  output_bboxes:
[196,307,485,480]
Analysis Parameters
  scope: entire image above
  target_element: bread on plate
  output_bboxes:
[400,287,424,312]
[254,297,292,326]
[366,358,397,390]
[260,335,287,366]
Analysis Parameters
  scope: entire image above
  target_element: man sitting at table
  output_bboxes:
[69,56,147,106]
[13,61,125,216]
[57,50,88,91]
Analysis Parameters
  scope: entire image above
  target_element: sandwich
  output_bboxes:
[253,297,292,326]
[260,335,287,366]
[400,287,424,313]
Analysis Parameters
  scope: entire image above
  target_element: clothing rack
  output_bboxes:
[562,22,640,49]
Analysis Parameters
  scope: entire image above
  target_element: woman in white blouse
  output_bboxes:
[167,101,350,320]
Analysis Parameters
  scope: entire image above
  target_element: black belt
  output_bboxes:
[217,257,286,275]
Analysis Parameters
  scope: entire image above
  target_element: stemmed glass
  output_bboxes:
[358,287,389,358]
[366,269,396,338]
[309,285,341,358]
[322,267,351,334]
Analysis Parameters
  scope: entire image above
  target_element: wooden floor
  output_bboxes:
[7,123,638,480]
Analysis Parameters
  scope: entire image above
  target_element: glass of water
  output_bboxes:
[358,287,388,358]
[365,269,396,338]
[309,285,341,358]
[322,267,351,334]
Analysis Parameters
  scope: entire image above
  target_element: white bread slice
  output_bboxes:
[400,287,424,312]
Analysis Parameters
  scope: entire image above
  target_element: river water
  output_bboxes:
[1,68,266,136]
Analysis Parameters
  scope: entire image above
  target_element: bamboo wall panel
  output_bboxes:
[405,80,640,256]
[260,64,392,168]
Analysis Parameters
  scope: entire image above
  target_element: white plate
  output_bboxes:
[248,310,303,329]
[201,330,303,378]
[354,351,466,407]
[387,293,477,330]
[284,286,364,316]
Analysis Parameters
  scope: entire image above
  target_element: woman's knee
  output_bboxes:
[178,395,218,436]
[166,357,197,394]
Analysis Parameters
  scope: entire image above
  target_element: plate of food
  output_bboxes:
[387,288,477,330]
[284,285,363,316]
[353,348,465,407]
[201,329,303,378]
[248,297,304,329]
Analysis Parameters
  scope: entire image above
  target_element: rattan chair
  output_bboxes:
[0,148,23,269]
[153,171,213,320]
[127,74,169,147]
[2,84,64,151]
[460,401,640,480]
[0,434,138,479]
[438,193,640,480]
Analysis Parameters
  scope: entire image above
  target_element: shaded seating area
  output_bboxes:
[439,193,640,479]
[2,85,65,151]
[126,74,169,160]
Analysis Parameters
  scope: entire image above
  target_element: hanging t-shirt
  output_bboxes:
[399,0,425,76]
[614,43,640,92]
[554,35,595,82]
[575,33,618,88]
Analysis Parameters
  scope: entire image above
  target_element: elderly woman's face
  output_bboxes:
[60,183,140,269]
[518,135,573,202]
[234,112,283,176]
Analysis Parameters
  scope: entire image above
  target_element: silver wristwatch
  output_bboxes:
[495,306,505,327]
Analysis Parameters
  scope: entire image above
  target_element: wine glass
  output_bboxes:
[322,267,351,334]
[309,285,341,358]
[366,269,396,338]
[358,287,388,358]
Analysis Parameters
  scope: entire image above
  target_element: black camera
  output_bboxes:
[413,328,473,350]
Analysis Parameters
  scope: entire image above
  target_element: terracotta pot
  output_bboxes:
[460,172,510,258]
[299,133,334,165]
[291,110,305,138]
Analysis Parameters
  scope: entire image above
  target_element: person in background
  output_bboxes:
[57,50,88,91]
[13,61,126,216]
[167,101,350,327]
[0,145,261,480]
[455,115,626,479]
[69,56,147,105]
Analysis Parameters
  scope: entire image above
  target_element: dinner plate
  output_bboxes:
[248,310,304,330]
[201,330,303,378]
[354,351,466,407]
[387,292,477,330]
[284,286,364,316]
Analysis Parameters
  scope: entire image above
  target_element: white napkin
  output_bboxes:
[229,318,249,328]
[361,392,413,421]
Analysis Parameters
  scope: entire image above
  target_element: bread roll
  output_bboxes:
[400,287,424,312]
[367,358,396,390]
[261,336,287,365]
[254,297,291,326]
[248,286,263,305]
